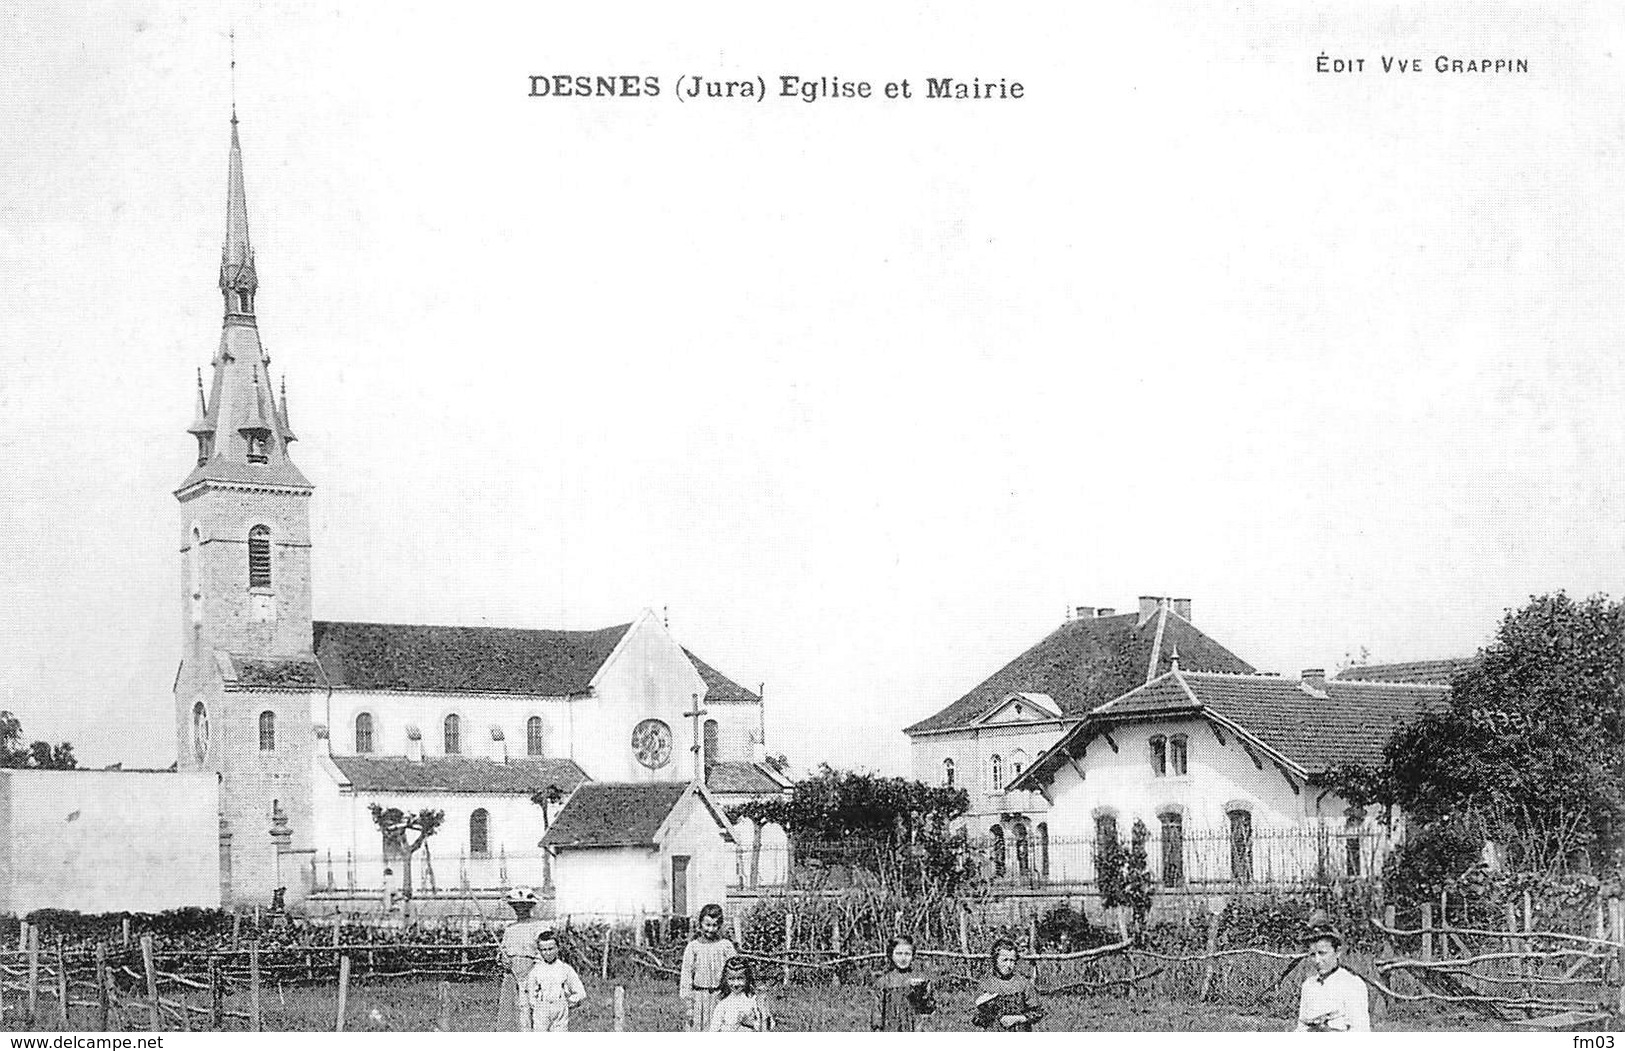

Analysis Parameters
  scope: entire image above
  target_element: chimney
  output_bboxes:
[1074,605,1095,620]
[1138,595,1169,627]
[1172,598,1192,621]
[491,725,508,763]
[405,724,423,762]
[1097,607,1117,617]
[1300,668,1328,696]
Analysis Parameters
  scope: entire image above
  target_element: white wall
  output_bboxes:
[573,617,709,782]
[316,691,573,761]
[552,849,663,919]
[0,771,219,916]
[910,720,1069,823]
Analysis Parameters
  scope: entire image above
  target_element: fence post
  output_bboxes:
[335,955,350,1032]
[438,979,451,1032]
[209,955,223,1030]
[783,910,793,988]
[17,919,26,951]
[601,923,612,981]
[958,908,969,955]
[831,920,842,987]
[95,942,110,1031]
[56,941,69,1027]
[28,923,40,1022]
[1419,903,1433,962]
[613,985,627,1031]
[1198,910,1221,1001]
[122,918,131,949]
[636,908,647,948]
[1437,890,1449,961]
[140,934,161,1032]
[249,942,262,1032]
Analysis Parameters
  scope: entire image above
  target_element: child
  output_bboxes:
[523,928,587,1032]
[1295,915,1370,1032]
[870,934,936,1032]
[680,903,738,1031]
[708,955,774,1032]
[971,937,1046,1032]
[497,887,549,1030]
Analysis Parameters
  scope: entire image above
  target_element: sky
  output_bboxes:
[1,1,1621,775]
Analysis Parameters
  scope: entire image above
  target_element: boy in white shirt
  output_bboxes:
[524,928,587,1032]
[1296,918,1371,1032]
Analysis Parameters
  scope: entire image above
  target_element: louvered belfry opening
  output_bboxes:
[247,525,272,587]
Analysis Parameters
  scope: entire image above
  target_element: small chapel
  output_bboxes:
[172,111,789,917]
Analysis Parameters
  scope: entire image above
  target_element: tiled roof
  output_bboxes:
[706,760,789,795]
[541,782,696,848]
[231,656,323,688]
[684,649,760,703]
[1016,670,1447,789]
[330,756,589,794]
[313,621,632,695]
[1335,658,1477,685]
[904,610,1254,734]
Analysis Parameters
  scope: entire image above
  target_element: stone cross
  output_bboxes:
[684,692,708,786]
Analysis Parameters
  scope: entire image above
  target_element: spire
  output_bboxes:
[219,107,257,319]
[187,369,212,436]
[278,375,297,444]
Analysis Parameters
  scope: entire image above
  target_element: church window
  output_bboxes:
[1149,734,1167,777]
[703,718,719,770]
[443,714,462,755]
[1169,734,1188,776]
[470,808,489,856]
[943,757,955,787]
[526,716,544,757]
[355,713,374,754]
[258,710,275,751]
[989,753,1003,789]
[247,526,271,588]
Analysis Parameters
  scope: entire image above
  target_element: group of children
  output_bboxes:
[497,894,1367,1033]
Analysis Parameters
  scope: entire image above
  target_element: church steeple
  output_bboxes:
[176,112,309,494]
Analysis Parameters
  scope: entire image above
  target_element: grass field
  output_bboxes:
[8,972,1506,1032]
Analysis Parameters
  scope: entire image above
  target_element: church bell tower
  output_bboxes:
[174,109,316,906]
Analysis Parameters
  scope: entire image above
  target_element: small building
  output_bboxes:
[541,781,737,921]
[0,770,219,916]
[1006,667,1448,888]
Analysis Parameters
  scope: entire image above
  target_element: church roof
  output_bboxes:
[330,755,588,794]
[541,781,733,849]
[313,621,631,695]
[1334,658,1476,685]
[307,620,760,703]
[904,605,1254,735]
[706,760,790,795]
[1011,669,1448,790]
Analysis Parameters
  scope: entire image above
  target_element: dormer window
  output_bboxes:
[239,289,253,313]
[195,435,213,466]
[246,432,268,463]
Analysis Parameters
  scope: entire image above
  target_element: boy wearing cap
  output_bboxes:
[1296,917,1370,1032]
[524,928,587,1031]
[498,888,549,1030]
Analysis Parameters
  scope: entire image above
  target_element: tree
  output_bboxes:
[368,804,444,900]
[1096,819,1155,937]
[0,711,77,770]
[727,764,974,896]
[1323,592,1624,894]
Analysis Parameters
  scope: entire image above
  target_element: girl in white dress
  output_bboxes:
[708,956,774,1032]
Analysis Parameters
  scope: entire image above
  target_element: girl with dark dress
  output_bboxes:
[870,934,936,1032]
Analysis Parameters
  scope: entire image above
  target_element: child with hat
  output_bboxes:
[1296,910,1370,1032]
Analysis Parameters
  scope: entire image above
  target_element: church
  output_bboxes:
[173,111,788,914]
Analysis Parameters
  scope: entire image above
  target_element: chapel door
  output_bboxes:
[671,855,690,916]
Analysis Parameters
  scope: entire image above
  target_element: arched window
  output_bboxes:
[1013,820,1032,878]
[443,714,462,755]
[1159,811,1185,886]
[247,526,271,588]
[258,710,275,751]
[703,718,719,770]
[1228,808,1254,882]
[1169,734,1188,776]
[1344,815,1364,877]
[990,825,1007,878]
[527,716,545,757]
[1149,734,1167,777]
[989,753,1003,789]
[1011,748,1029,778]
[1094,812,1118,866]
[354,713,374,754]
[943,757,956,787]
[470,808,489,856]
[1037,822,1050,880]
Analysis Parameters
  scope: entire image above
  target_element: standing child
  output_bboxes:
[680,903,738,1032]
[870,934,936,1032]
[524,928,587,1032]
[1295,914,1370,1032]
[708,956,774,1031]
[497,887,549,1030]
[971,937,1046,1032]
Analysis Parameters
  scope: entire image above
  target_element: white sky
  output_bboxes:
[1,1,1621,775]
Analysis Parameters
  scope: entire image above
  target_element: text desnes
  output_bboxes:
[527,74,1027,102]
[528,75,661,97]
